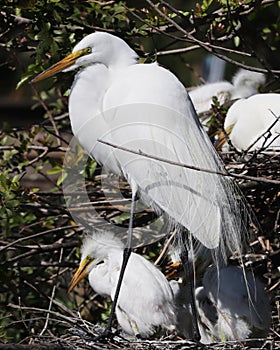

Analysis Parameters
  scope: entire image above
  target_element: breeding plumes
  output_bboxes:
[195,266,271,343]
[189,69,266,115]
[222,93,280,151]
[32,31,249,258]
[32,32,254,337]
[68,231,177,337]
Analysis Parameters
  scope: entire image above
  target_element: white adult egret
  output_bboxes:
[222,93,280,151]
[68,231,177,337]
[189,69,266,115]
[195,266,271,343]
[32,32,252,337]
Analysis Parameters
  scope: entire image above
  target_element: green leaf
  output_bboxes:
[57,171,68,186]
[47,165,62,175]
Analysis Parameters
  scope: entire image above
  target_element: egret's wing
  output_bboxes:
[97,63,248,253]
[109,251,176,335]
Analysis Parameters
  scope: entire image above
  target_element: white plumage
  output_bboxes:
[189,69,266,114]
[32,32,251,258]
[224,93,280,151]
[70,231,177,337]
[195,266,271,343]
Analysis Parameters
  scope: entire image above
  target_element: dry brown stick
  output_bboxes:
[0,225,79,252]
[8,304,78,325]
[23,280,76,318]
[154,229,177,266]
[30,85,61,148]
[97,139,280,185]
[155,43,253,58]
[87,0,115,5]
[39,247,64,336]
[0,145,67,152]
[243,111,280,160]
[143,0,280,74]
[7,241,78,263]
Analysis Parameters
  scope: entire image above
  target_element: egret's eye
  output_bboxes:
[86,47,92,54]
[86,254,93,262]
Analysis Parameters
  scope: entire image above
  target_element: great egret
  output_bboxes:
[68,231,177,337]
[222,93,280,151]
[195,266,271,343]
[189,69,266,115]
[32,32,252,337]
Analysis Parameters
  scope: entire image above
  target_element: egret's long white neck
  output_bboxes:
[69,64,110,143]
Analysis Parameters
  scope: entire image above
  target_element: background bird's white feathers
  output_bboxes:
[69,32,252,260]
[231,69,266,98]
[189,81,233,114]
[224,93,280,151]
[189,69,265,114]
[196,266,271,342]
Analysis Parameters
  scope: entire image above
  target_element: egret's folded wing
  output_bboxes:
[97,64,248,252]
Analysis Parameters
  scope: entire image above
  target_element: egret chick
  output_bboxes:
[189,69,265,115]
[223,93,280,151]
[69,231,177,338]
[195,266,271,343]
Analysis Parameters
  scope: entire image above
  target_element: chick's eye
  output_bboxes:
[86,255,93,262]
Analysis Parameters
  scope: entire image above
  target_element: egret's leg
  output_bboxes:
[95,192,136,341]
[179,232,201,342]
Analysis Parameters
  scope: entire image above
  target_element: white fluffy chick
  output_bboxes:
[195,266,271,343]
[69,231,177,338]
[189,69,266,115]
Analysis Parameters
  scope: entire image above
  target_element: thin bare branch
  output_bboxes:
[97,139,280,185]
[0,225,80,253]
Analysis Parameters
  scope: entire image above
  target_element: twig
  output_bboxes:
[154,230,177,266]
[0,145,68,152]
[8,304,78,325]
[39,247,64,336]
[25,147,49,167]
[245,111,280,153]
[23,279,76,317]
[87,0,115,5]
[0,225,79,252]
[7,241,78,263]
[142,0,280,74]
[155,43,253,58]
[97,139,280,185]
[31,85,61,148]
[155,45,200,57]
